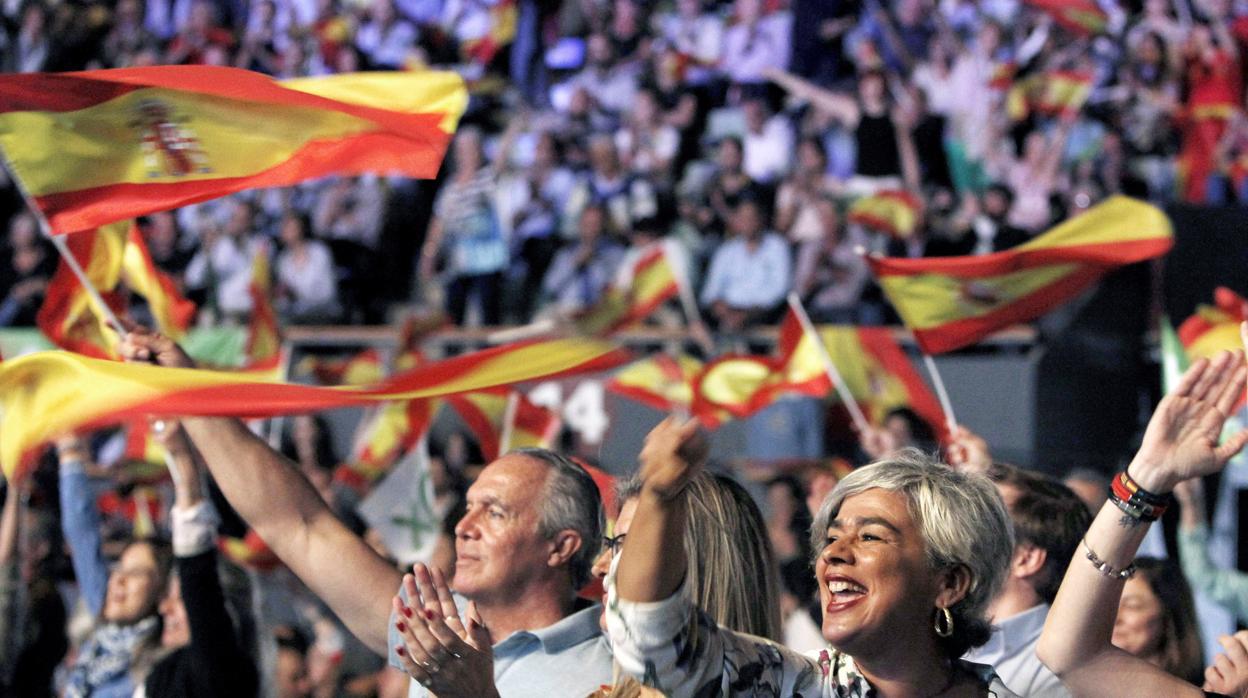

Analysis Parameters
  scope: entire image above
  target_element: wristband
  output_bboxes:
[1108,471,1169,522]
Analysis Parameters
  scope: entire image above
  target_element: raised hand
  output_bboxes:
[946,426,992,474]
[392,562,496,698]
[637,416,708,501]
[1204,630,1248,697]
[1128,350,1248,494]
[116,321,196,369]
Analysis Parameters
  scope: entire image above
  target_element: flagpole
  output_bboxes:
[786,293,872,433]
[498,391,520,456]
[0,159,125,332]
[920,353,959,435]
[267,343,294,450]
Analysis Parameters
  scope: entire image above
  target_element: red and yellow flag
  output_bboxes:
[0,67,467,234]
[1024,0,1108,35]
[37,220,195,358]
[573,246,680,336]
[607,353,704,413]
[848,191,922,238]
[692,310,946,437]
[1030,70,1094,119]
[219,530,282,571]
[118,418,173,486]
[301,348,387,386]
[867,196,1173,354]
[1178,287,1247,362]
[462,0,518,65]
[0,338,628,484]
[244,246,282,371]
[445,388,561,461]
[334,350,434,493]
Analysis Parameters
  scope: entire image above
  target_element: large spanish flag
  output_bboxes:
[0,67,466,234]
[867,196,1173,354]
[0,338,628,484]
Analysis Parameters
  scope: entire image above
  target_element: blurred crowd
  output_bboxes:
[4,0,1248,332]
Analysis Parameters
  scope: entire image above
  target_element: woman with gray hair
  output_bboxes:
[607,417,1018,696]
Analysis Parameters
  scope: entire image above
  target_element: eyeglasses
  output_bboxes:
[602,533,627,555]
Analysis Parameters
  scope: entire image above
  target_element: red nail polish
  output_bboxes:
[425,609,436,620]
[396,622,406,632]
[402,606,414,619]
[396,646,406,657]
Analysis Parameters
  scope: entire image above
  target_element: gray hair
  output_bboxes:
[512,448,604,590]
[809,449,1014,657]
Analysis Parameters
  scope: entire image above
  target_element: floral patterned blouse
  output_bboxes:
[604,563,1018,698]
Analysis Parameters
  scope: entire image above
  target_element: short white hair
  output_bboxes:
[810,449,1014,656]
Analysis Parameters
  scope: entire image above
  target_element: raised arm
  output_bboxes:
[1174,477,1248,621]
[56,435,110,617]
[616,416,707,603]
[117,330,401,656]
[1038,349,1248,697]
[765,68,861,127]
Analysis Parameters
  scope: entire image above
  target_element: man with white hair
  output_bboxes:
[118,329,613,697]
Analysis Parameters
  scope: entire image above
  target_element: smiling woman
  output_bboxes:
[607,418,1018,698]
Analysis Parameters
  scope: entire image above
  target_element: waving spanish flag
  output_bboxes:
[867,196,1173,354]
[0,338,627,485]
[0,67,466,234]
[607,353,704,413]
[37,220,195,358]
[1179,287,1247,362]
[573,246,680,336]
[848,191,922,238]
[335,350,435,493]
[244,246,282,371]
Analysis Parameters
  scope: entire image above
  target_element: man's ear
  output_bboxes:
[935,564,973,610]
[1012,543,1047,581]
[547,530,583,569]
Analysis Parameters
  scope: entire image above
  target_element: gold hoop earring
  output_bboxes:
[934,607,954,638]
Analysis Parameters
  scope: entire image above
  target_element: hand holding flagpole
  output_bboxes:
[786,293,872,434]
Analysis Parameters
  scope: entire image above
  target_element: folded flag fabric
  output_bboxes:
[0,338,629,485]
[334,350,434,493]
[866,196,1173,354]
[847,191,922,238]
[219,530,282,571]
[0,66,467,234]
[1178,287,1247,362]
[300,348,387,386]
[244,245,281,371]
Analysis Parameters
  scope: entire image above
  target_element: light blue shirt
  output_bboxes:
[390,597,613,697]
[964,603,1069,698]
[699,233,792,310]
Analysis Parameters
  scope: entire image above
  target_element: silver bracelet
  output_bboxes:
[1082,538,1136,580]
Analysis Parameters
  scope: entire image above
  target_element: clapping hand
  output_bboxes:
[392,563,497,698]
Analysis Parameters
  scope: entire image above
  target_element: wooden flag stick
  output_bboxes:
[786,293,872,433]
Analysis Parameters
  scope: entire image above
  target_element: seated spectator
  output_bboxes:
[776,137,841,243]
[655,0,723,86]
[569,33,640,119]
[615,88,680,180]
[355,0,418,70]
[793,198,870,323]
[720,0,791,85]
[0,212,54,327]
[313,176,386,251]
[540,204,624,316]
[562,135,658,240]
[700,197,792,330]
[276,212,341,324]
[741,92,795,186]
[184,201,262,318]
[140,212,192,279]
[698,136,765,235]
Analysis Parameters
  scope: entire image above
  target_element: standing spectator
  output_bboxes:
[989,123,1072,233]
[540,204,624,316]
[775,137,841,243]
[562,135,658,240]
[697,136,765,235]
[700,197,791,330]
[12,3,49,73]
[184,200,262,318]
[615,88,680,181]
[570,33,640,118]
[1176,22,1240,203]
[420,128,509,326]
[102,0,157,68]
[792,198,870,323]
[655,0,723,86]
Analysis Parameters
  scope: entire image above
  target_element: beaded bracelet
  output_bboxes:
[1082,539,1136,580]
